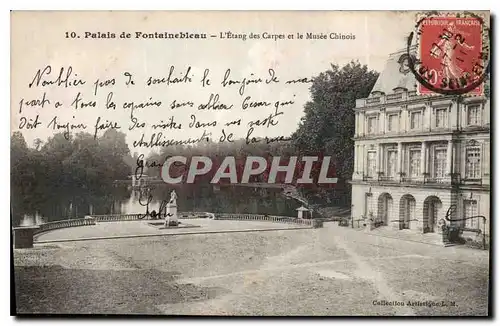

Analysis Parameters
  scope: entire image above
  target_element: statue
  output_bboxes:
[165,189,179,227]
[169,190,177,206]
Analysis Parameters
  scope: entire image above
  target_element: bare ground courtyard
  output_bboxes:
[13,220,490,316]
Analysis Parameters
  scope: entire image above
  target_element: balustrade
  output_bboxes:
[213,213,321,228]
[386,92,404,102]
[14,211,322,249]
[408,90,418,98]
[33,218,96,235]
[365,97,381,105]
[26,211,322,239]
[355,90,420,109]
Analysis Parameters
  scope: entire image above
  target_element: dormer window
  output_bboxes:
[371,91,385,97]
[393,87,407,94]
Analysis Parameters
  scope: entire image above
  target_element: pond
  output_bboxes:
[16,184,302,226]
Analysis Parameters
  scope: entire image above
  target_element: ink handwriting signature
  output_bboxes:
[135,154,163,180]
[137,190,171,220]
[135,154,185,181]
[444,205,486,223]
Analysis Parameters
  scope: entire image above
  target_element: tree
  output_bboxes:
[33,138,43,151]
[292,61,379,203]
[11,132,29,225]
[11,129,135,223]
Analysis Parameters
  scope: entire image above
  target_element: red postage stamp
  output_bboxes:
[417,15,485,95]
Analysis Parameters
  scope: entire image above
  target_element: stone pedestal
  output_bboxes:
[165,203,179,227]
[13,226,40,249]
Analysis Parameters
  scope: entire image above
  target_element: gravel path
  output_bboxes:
[14,223,489,316]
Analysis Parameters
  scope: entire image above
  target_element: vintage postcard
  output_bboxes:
[11,11,491,316]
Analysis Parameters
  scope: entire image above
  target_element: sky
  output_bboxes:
[11,11,418,155]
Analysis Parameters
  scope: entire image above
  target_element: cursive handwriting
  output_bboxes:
[123,97,163,117]
[198,93,233,110]
[20,64,315,152]
[151,116,182,130]
[135,154,163,180]
[189,114,217,128]
[19,92,50,113]
[132,130,212,148]
[247,106,284,128]
[29,66,86,88]
[146,66,193,86]
[93,116,121,138]
[135,154,185,180]
[170,99,194,109]
[138,191,171,220]
[221,68,281,96]
[47,116,87,140]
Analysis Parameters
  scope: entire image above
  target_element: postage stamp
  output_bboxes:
[408,12,489,96]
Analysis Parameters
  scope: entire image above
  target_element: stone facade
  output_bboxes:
[350,49,490,237]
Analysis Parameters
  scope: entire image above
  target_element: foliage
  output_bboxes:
[292,61,379,182]
[11,130,131,225]
[288,62,378,205]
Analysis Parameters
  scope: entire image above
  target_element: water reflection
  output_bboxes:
[19,213,46,226]
[17,184,300,226]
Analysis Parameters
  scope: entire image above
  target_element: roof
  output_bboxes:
[296,206,310,211]
[370,48,418,95]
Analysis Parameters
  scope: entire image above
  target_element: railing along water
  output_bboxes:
[91,212,211,222]
[33,218,97,235]
[32,212,323,230]
[14,211,322,248]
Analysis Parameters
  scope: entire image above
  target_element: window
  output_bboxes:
[464,200,479,229]
[367,151,376,177]
[435,108,448,128]
[433,148,447,178]
[367,116,377,134]
[467,105,481,126]
[466,147,481,179]
[386,149,397,177]
[387,114,398,132]
[410,111,422,130]
[409,149,421,177]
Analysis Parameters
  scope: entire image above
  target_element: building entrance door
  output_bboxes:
[400,195,416,230]
[428,203,437,232]
[423,196,442,233]
[377,193,393,227]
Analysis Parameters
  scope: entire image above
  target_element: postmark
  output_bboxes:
[406,12,490,96]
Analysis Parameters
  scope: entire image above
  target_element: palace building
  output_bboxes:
[350,49,490,238]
